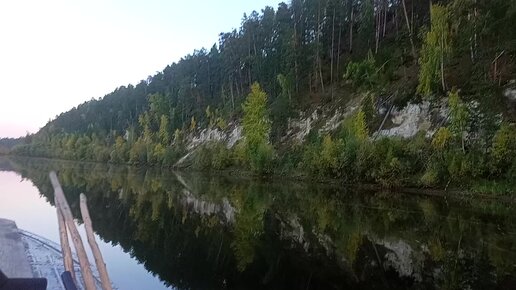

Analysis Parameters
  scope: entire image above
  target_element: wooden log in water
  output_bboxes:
[55,199,76,283]
[49,171,96,290]
[80,193,113,290]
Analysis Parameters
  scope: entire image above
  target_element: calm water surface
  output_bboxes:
[0,156,515,290]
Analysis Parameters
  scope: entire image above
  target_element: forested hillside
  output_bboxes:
[12,0,516,190]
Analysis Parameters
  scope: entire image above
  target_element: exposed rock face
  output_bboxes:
[286,110,319,143]
[176,95,463,167]
[280,215,306,245]
[187,128,225,150]
[185,122,243,150]
[227,126,243,148]
[319,105,359,135]
[175,123,243,168]
[376,102,432,139]
[377,239,423,282]
[284,98,361,143]
[504,81,516,101]
[180,190,236,224]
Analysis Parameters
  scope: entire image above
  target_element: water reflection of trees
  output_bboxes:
[4,157,516,290]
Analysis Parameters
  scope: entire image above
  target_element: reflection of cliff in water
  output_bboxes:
[4,156,516,290]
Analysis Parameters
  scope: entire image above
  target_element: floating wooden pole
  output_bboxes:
[49,171,96,290]
[55,197,75,283]
[80,193,113,290]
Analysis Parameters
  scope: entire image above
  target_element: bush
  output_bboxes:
[192,144,213,170]
[211,142,233,170]
[490,123,516,174]
[344,51,379,89]
[372,140,405,187]
[162,146,183,167]
[249,143,274,175]
[129,139,148,165]
[420,167,439,187]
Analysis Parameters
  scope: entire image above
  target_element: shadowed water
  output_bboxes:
[1,156,515,290]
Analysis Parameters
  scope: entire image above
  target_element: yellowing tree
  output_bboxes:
[158,115,170,145]
[242,83,273,173]
[417,4,451,97]
[352,109,369,141]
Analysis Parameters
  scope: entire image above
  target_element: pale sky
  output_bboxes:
[0,0,283,138]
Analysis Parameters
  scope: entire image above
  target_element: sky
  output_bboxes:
[0,0,283,138]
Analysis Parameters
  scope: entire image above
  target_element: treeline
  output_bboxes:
[11,0,516,190]
[0,137,23,155]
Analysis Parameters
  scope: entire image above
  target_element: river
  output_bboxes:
[0,156,515,289]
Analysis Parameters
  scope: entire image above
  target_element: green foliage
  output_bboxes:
[9,0,516,192]
[448,90,470,151]
[242,83,271,149]
[190,116,197,132]
[162,146,183,167]
[129,138,148,165]
[359,0,374,48]
[276,74,292,104]
[303,135,342,177]
[370,138,407,187]
[211,143,233,170]
[193,144,214,170]
[242,83,274,174]
[417,4,451,97]
[149,143,166,165]
[350,110,369,141]
[110,136,128,163]
[271,74,294,141]
[432,127,453,150]
[344,51,378,89]
[205,106,227,130]
[139,112,153,142]
[490,123,516,174]
[248,143,274,175]
[191,141,234,171]
[360,94,376,129]
[158,115,170,145]
[421,166,440,187]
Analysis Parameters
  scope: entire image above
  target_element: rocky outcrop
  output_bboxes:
[186,123,243,150]
[504,80,516,102]
[376,102,432,139]
[175,123,243,167]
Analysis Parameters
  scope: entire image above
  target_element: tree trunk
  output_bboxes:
[401,0,417,63]
[383,0,388,37]
[337,20,342,82]
[349,5,354,54]
[337,21,342,80]
[375,7,380,54]
[293,13,299,94]
[230,79,235,111]
[317,1,325,93]
[440,36,446,92]
[331,6,336,100]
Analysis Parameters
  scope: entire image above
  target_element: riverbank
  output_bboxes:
[3,155,515,201]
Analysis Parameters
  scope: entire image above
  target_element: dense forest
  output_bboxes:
[10,0,516,190]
